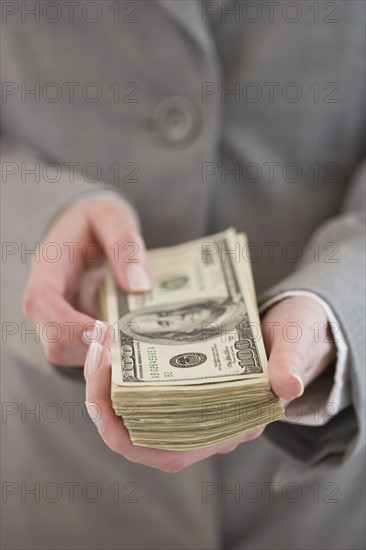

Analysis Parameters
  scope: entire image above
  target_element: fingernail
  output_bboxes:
[291,370,305,398]
[85,342,103,376]
[85,401,104,431]
[83,320,107,344]
[125,264,150,292]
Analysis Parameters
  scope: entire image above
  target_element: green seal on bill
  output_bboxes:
[160,275,189,291]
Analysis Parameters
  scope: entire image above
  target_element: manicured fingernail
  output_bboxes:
[125,264,150,292]
[85,401,104,431]
[85,342,103,375]
[291,370,305,397]
[83,320,107,344]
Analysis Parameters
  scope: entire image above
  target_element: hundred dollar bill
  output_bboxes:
[105,229,267,386]
[98,228,283,450]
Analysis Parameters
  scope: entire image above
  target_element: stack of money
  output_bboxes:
[98,229,283,450]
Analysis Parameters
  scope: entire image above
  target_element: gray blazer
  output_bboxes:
[1,2,365,548]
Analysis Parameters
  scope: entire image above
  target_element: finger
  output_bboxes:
[22,196,144,364]
[263,296,337,402]
[216,426,265,454]
[218,444,238,454]
[26,201,92,296]
[76,264,107,317]
[85,198,151,293]
[22,204,94,364]
[84,343,188,470]
[84,343,179,469]
[268,342,306,401]
[23,281,108,365]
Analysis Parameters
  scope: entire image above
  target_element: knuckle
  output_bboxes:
[43,339,68,365]
[22,287,38,318]
[119,229,143,250]
[219,443,238,454]
[88,197,135,226]
[245,427,264,441]
[161,456,192,474]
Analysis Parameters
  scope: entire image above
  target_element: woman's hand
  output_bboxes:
[84,295,337,472]
[22,195,151,366]
[262,295,337,403]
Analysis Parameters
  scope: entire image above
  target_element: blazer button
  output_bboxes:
[152,96,201,146]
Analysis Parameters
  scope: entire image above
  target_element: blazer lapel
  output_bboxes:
[155,0,216,56]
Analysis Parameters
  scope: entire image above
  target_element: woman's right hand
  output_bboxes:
[22,195,151,366]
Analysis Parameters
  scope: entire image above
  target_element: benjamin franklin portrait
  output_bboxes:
[119,297,248,344]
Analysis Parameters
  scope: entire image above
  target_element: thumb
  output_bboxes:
[86,197,151,293]
[267,340,305,402]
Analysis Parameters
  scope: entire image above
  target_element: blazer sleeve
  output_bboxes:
[1,137,122,240]
[260,159,366,468]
